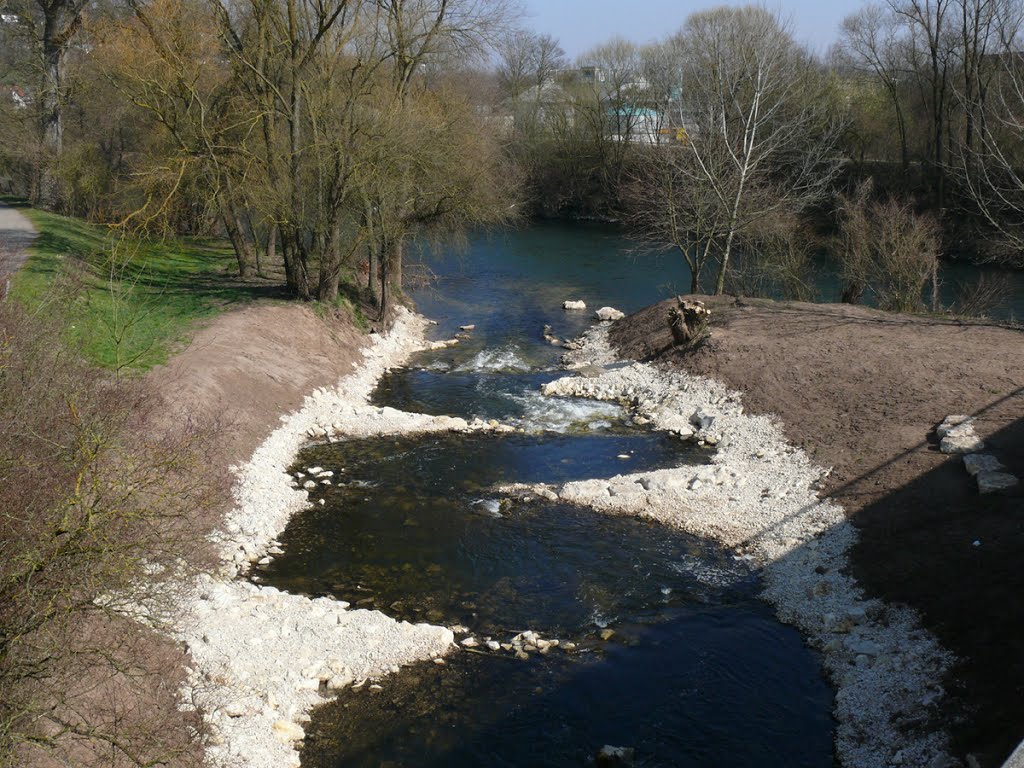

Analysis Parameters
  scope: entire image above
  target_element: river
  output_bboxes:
[252,221,1016,767]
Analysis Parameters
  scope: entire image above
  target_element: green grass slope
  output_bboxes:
[9,209,261,373]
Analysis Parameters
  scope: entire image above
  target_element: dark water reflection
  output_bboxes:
[303,609,834,768]
[259,433,835,767]
[260,433,712,632]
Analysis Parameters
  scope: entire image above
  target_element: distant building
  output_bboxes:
[608,106,664,144]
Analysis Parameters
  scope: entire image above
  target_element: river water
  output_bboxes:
[252,222,1004,766]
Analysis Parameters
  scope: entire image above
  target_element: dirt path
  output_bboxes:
[0,202,37,297]
[610,296,1024,768]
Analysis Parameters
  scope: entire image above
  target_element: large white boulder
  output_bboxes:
[563,300,586,310]
[939,422,985,455]
[977,471,1019,494]
[963,453,1006,477]
[594,306,625,322]
[937,415,973,438]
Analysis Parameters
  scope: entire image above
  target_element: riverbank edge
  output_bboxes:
[165,306,519,768]
[538,325,954,768]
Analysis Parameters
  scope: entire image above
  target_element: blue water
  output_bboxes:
[260,222,841,767]
[406,221,1023,332]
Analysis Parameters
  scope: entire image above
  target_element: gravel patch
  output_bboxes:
[169,307,516,768]
[541,325,954,768]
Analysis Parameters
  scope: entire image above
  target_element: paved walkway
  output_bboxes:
[0,202,38,299]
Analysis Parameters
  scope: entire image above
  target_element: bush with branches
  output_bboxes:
[0,294,226,766]
[835,182,941,313]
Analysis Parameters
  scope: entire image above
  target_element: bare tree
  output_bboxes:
[958,14,1024,266]
[840,4,914,169]
[835,180,942,311]
[670,6,845,294]
[626,144,728,294]
[888,0,957,206]
[3,0,90,207]
[106,0,515,302]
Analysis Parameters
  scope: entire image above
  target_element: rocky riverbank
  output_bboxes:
[168,307,520,768]
[536,325,955,768]
[609,296,1024,767]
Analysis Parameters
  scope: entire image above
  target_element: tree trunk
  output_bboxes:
[219,196,254,278]
[386,237,403,295]
[317,223,343,303]
[668,298,710,347]
[688,239,713,294]
[39,25,64,210]
[220,207,254,279]
[245,211,263,276]
[265,223,277,277]
[282,229,311,299]
[716,227,737,295]
[379,238,403,319]
[367,241,380,305]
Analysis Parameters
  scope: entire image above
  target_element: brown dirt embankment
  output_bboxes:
[22,302,372,768]
[610,296,1024,768]
[148,303,368,469]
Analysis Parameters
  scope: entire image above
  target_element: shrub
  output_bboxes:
[0,294,225,766]
[835,182,940,313]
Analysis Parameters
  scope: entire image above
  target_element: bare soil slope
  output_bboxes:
[611,296,1024,767]
[148,303,367,468]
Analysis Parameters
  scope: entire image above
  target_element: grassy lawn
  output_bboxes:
[9,208,263,373]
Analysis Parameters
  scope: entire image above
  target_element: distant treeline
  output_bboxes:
[2,0,1023,312]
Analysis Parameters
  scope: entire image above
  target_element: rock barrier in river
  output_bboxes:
[536,325,955,768]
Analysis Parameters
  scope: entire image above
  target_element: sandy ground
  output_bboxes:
[610,296,1024,768]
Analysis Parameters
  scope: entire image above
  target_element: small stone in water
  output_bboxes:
[599,629,616,641]
[597,744,636,767]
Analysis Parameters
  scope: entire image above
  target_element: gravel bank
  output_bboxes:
[540,325,954,768]
[171,307,514,768]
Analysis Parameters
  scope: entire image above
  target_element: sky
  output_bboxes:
[519,0,865,59]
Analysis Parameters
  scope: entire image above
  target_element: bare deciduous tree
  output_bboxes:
[835,180,942,310]
[640,6,844,294]
[840,4,913,169]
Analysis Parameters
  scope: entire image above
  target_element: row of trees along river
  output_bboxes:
[3,0,1024,317]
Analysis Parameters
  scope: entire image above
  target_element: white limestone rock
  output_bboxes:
[940,422,985,455]
[594,306,625,322]
[272,720,305,743]
[976,471,1019,494]
[937,415,973,438]
[963,453,1005,477]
